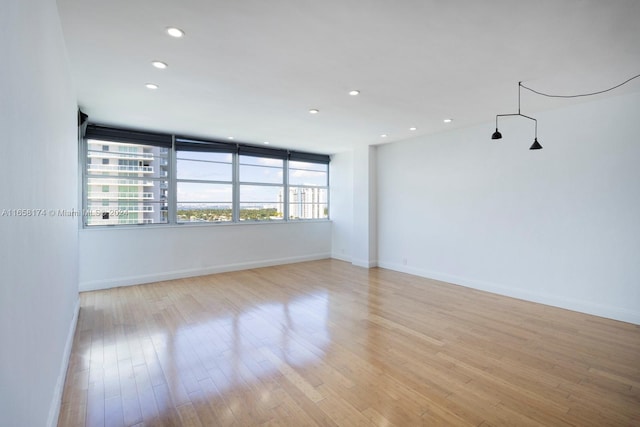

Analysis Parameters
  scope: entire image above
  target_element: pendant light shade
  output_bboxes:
[529,138,542,150]
[491,128,502,140]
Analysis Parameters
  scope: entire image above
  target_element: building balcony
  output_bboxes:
[121,206,155,212]
[88,164,154,173]
[88,218,155,225]
[88,179,155,186]
[88,151,154,160]
[87,192,155,200]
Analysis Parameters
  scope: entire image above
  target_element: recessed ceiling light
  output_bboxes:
[145,83,159,90]
[166,27,184,38]
[443,118,453,123]
[409,127,417,131]
[264,141,270,145]
[380,134,388,138]
[227,136,234,140]
[152,61,168,69]
[309,109,319,114]
[349,90,360,96]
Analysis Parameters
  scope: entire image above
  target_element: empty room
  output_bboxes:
[1,0,639,426]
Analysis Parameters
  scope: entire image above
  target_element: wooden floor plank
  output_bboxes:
[58,259,640,426]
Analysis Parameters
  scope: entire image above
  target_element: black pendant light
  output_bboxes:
[491,82,541,150]
[529,138,542,150]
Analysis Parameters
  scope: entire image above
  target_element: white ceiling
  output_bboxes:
[57,0,640,154]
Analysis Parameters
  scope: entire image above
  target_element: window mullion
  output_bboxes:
[326,163,330,219]
[169,135,177,224]
[284,158,290,221]
[81,137,88,227]
[233,150,240,222]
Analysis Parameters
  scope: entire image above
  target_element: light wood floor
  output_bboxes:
[58,259,640,426]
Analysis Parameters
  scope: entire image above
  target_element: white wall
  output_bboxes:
[0,1,79,426]
[375,92,640,324]
[330,151,354,261]
[351,145,378,267]
[79,221,331,290]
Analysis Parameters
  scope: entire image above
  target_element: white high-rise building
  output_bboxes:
[289,187,324,219]
[86,140,169,225]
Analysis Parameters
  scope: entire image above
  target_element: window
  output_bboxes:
[84,125,172,226]
[176,151,233,223]
[86,140,169,225]
[239,155,284,221]
[288,160,329,219]
[82,125,330,227]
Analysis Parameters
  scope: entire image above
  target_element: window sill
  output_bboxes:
[81,218,331,231]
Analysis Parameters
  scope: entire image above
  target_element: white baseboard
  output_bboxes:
[378,261,640,325]
[330,253,352,263]
[79,253,331,292]
[351,258,379,268]
[47,297,80,427]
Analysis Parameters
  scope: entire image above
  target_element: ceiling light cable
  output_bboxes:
[520,73,640,99]
[491,73,639,151]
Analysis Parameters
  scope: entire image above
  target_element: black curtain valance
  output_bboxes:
[238,144,288,160]
[85,124,172,148]
[289,150,330,164]
[175,137,236,153]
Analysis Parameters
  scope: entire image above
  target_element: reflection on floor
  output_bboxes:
[59,259,640,426]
